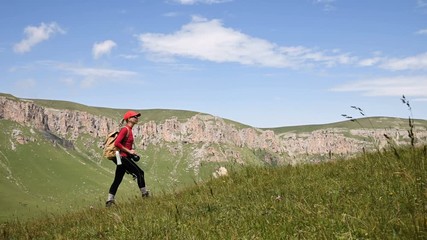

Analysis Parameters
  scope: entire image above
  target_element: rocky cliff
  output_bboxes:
[1,95,426,164]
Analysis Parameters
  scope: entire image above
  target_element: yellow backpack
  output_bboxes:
[102,127,129,160]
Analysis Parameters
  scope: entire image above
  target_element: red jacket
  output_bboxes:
[114,126,134,157]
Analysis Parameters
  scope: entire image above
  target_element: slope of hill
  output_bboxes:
[2,146,426,239]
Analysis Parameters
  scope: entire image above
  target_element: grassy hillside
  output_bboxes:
[2,93,426,238]
[267,117,427,134]
[0,118,256,222]
[2,146,426,239]
[0,119,131,221]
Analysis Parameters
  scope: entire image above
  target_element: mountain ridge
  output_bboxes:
[2,93,427,163]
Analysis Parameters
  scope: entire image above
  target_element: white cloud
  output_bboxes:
[92,40,117,59]
[380,52,427,71]
[138,17,354,68]
[416,28,427,35]
[44,61,138,88]
[358,52,427,71]
[10,61,140,89]
[63,66,136,78]
[119,54,139,59]
[331,75,427,97]
[172,0,231,5]
[69,67,137,88]
[280,46,354,67]
[358,57,383,67]
[13,22,65,53]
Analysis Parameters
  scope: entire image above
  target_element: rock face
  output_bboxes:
[1,96,426,164]
[0,96,283,155]
[138,116,283,153]
[0,97,115,140]
[280,128,427,160]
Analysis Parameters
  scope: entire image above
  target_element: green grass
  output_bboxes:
[2,146,426,239]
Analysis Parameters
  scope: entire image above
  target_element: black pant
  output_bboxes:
[109,156,145,195]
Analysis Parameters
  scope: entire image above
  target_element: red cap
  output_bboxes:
[123,111,141,120]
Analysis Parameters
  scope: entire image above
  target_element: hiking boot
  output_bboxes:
[105,200,115,207]
[142,191,150,198]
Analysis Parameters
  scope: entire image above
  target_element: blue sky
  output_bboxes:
[1,0,427,128]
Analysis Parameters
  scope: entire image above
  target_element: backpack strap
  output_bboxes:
[125,126,130,139]
[117,126,132,154]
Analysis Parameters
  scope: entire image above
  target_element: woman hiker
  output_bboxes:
[106,110,149,207]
